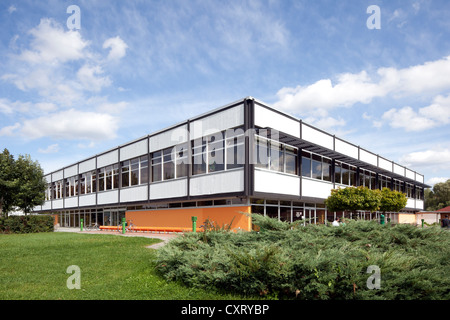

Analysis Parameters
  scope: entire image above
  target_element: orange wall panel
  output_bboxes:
[126,206,252,231]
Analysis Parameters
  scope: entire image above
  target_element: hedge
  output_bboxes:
[156,214,450,300]
[0,215,54,234]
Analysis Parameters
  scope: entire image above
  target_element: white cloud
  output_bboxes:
[382,106,436,131]
[20,109,119,141]
[8,5,17,14]
[426,177,450,187]
[0,123,21,136]
[103,36,128,61]
[381,93,450,131]
[19,18,89,64]
[400,149,450,169]
[77,64,111,92]
[274,56,450,114]
[38,144,60,154]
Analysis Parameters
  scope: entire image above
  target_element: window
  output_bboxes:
[341,164,349,186]
[301,151,311,177]
[175,144,188,178]
[163,147,175,180]
[270,141,283,172]
[255,135,297,175]
[226,127,244,169]
[121,160,130,187]
[105,166,112,190]
[335,161,341,184]
[311,154,322,180]
[192,138,206,175]
[113,164,119,189]
[208,132,225,173]
[151,151,162,182]
[255,136,269,169]
[91,170,97,193]
[98,168,105,191]
[140,155,149,183]
[80,173,86,195]
[322,157,332,182]
[130,158,139,186]
[285,146,298,175]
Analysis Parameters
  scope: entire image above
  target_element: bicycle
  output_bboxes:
[85,223,100,231]
[126,220,136,232]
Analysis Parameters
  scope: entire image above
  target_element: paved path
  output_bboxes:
[54,227,180,249]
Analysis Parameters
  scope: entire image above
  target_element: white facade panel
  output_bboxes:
[405,169,415,180]
[44,175,51,184]
[301,178,334,199]
[79,193,96,207]
[335,139,358,159]
[52,170,63,182]
[416,199,424,210]
[120,185,148,202]
[120,139,148,161]
[415,173,424,184]
[302,124,334,150]
[190,170,244,196]
[359,149,378,166]
[53,199,63,209]
[406,198,415,209]
[97,190,119,205]
[150,125,188,152]
[42,201,52,210]
[254,105,300,138]
[97,150,118,168]
[191,104,244,140]
[64,197,78,208]
[393,163,404,176]
[79,158,96,173]
[254,170,300,196]
[378,158,392,172]
[64,165,78,178]
[150,179,187,200]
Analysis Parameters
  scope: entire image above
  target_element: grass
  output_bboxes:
[0,232,241,300]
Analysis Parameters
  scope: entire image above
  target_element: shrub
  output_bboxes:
[0,215,54,234]
[156,214,450,300]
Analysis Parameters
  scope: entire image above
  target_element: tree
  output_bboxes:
[325,186,407,214]
[325,186,381,213]
[379,187,407,213]
[0,149,17,217]
[0,149,46,217]
[425,179,450,211]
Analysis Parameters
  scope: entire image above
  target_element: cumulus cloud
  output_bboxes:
[19,18,89,64]
[38,144,60,154]
[274,56,450,113]
[381,94,450,131]
[1,18,128,142]
[400,149,450,169]
[0,123,21,136]
[20,109,119,141]
[77,64,111,92]
[103,36,128,61]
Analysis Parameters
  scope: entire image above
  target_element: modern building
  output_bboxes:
[34,97,429,230]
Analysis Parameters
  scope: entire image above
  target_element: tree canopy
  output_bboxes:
[425,179,450,211]
[0,149,46,217]
[325,186,407,213]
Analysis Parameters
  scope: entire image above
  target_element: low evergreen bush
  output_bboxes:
[156,214,450,300]
[0,215,54,234]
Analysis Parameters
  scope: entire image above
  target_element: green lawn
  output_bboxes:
[0,232,241,300]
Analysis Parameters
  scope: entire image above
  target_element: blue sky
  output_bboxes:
[1,0,449,186]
